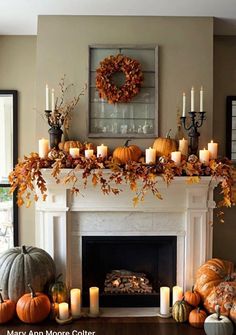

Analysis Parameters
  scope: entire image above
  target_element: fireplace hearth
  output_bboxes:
[82,236,176,307]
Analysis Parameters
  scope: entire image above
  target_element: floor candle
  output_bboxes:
[160,287,170,315]
[70,288,81,317]
[58,302,69,320]
[89,287,99,315]
[172,286,183,306]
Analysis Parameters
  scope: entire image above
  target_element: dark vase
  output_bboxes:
[48,127,63,149]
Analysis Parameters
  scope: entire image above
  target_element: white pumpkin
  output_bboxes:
[204,305,234,335]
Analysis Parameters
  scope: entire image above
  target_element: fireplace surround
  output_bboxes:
[35,170,218,306]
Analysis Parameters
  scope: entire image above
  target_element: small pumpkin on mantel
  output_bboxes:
[152,129,177,157]
[113,140,142,164]
[58,140,83,153]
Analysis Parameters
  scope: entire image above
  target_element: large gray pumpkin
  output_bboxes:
[0,245,56,302]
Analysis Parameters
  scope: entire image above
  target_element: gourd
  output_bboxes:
[172,298,192,322]
[204,281,236,316]
[204,305,234,335]
[113,140,142,164]
[0,289,15,324]
[0,245,56,302]
[184,286,201,307]
[59,140,83,153]
[49,273,68,303]
[16,284,51,324]
[229,298,236,324]
[152,129,177,157]
[194,258,234,300]
[189,307,207,328]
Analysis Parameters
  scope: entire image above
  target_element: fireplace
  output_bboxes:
[35,170,218,304]
[82,236,176,307]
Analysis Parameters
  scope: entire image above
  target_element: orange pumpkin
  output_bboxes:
[204,281,236,316]
[16,284,51,324]
[194,258,234,300]
[189,307,207,328]
[59,140,83,153]
[113,140,142,164]
[230,298,236,324]
[152,129,177,157]
[0,290,15,324]
[184,286,201,307]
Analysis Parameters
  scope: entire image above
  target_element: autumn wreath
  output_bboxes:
[96,54,144,104]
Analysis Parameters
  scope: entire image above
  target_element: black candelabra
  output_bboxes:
[181,111,206,155]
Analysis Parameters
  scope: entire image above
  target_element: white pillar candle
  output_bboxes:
[172,286,183,306]
[85,149,94,158]
[70,288,81,317]
[171,151,181,166]
[208,140,218,159]
[199,148,210,165]
[160,287,170,315]
[191,86,195,112]
[200,86,204,112]
[89,287,99,315]
[58,302,69,320]
[182,92,186,117]
[46,84,49,110]
[97,144,108,158]
[51,88,55,112]
[179,138,188,157]
[38,138,49,159]
[69,148,80,158]
[145,147,156,164]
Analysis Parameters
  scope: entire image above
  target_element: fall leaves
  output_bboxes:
[96,54,144,104]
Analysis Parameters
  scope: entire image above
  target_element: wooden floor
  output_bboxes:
[0,317,209,335]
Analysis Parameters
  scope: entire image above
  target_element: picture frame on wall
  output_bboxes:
[88,44,159,138]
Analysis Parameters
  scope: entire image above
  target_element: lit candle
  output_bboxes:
[191,87,195,112]
[172,286,183,306]
[46,84,49,110]
[51,88,55,112]
[171,151,181,166]
[160,287,170,315]
[85,149,94,158]
[182,92,186,117]
[145,147,156,164]
[208,140,218,159]
[70,288,81,317]
[199,148,210,165]
[58,302,69,320]
[200,86,204,112]
[97,144,108,158]
[179,138,188,157]
[38,138,49,159]
[69,148,80,158]
[89,287,99,315]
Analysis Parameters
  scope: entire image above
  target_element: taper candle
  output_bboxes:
[145,147,156,164]
[182,92,186,117]
[70,288,81,317]
[171,151,181,166]
[191,87,195,112]
[38,138,49,159]
[179,138,188,156]
[89,287,99,315]
[46,84,49,110]
[58,302,69,320]
[199,148,210,165]
[207,140,218,159]
[160,287,170,315]
[51,88,55,112]
[200,86,204,112]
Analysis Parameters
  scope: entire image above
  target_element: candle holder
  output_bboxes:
[180,112,206,155]
[55,315,73,325]
[156,307,172,318]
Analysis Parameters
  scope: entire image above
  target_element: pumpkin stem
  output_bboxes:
[197,307,201,313]
[28,284,36,298]
[191,285,195,293]
[166,129,172,138]
[215,304,221,320]
[21,245,27,254]
[0,289,4,303]
[124,139,131,147]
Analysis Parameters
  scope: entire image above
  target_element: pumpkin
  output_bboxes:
[204,305,234,335]
[204,281,236,316]
[172,298,192,322]
[194,258,234,300]
[189,307,207,328]
[229,298,236,324]
[0,245,56,302]
[58,140,83,153]
[16,284,51,324]
[113,140,142,164]
[49,273,68,303]
[152,129,177,157]
[0,289,15,324]
[184,286,201,307]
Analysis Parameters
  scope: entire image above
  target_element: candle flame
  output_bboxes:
[211,140,213,143]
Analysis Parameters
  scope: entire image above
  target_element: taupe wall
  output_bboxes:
[213,36,236,263]
[36,16,213,150]
[0,36,36,246]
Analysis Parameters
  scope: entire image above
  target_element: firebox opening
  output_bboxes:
[82,236,176,307]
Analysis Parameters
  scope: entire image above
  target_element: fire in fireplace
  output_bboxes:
[82,236,177,307]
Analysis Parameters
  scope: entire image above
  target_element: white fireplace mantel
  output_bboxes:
[35,169,218,291]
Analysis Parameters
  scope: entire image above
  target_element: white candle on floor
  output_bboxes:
[172,286,183,306]
[58,302,69,320]
[160,287,170,315]
[89,287,99,315]
[70,288,81,317]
